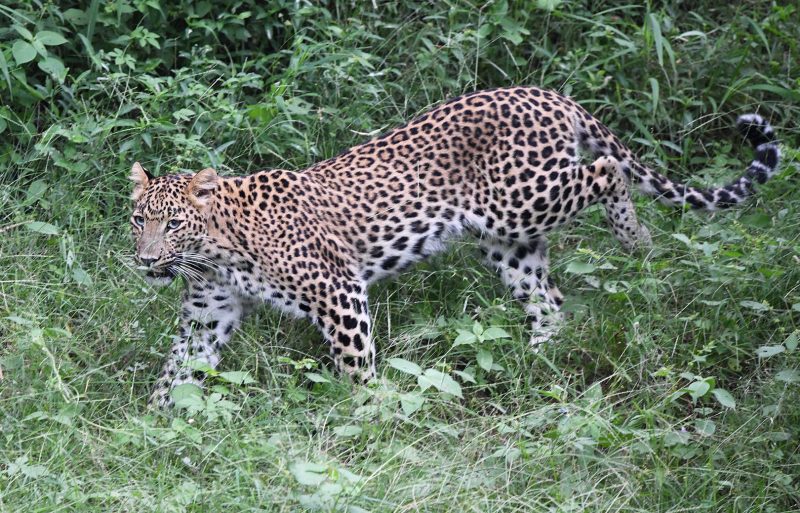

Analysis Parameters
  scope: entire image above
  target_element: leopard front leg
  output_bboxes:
[314,283,376,384]
[149,282,245,408]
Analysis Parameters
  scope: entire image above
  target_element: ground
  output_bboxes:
[1,2,799,512]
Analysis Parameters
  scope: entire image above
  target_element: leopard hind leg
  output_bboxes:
[481,237,564,347]
[586,156,652,251]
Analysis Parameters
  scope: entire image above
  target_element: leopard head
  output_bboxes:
[128,162,218,286]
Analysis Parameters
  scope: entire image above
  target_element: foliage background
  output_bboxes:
[1,0,799,511]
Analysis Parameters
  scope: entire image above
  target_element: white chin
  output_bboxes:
[144,273,175,287]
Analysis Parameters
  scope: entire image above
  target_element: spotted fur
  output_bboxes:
[129,87,780,407]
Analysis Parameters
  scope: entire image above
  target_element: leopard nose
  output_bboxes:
[139,257,157,267]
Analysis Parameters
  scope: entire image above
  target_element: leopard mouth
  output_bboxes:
[140,265,178,286]
[145,267,177,279]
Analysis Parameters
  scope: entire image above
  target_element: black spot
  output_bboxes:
[342,315,358,330]
[353,334,364,351]
[382,256,400,270]
[392,237,409,251]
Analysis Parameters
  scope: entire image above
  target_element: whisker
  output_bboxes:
[178,252,223,272]
[173,264,206,285]
[175,262,206,282]
[182,256,219,269]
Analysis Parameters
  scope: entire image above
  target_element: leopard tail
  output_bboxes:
[577,111,780,211]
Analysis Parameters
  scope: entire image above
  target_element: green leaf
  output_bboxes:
[218,370,255,385]
[52,404,80,426]
[476,349,493,372]
[8,456,48,479]
[783,332,798,352]
[64,8,88,25]
[648,13,664,67]
[173,108,195,122]
[740,213,771,228]
[25,221,59,235]
[387,357,422,376]
[71,266,93,287]
[12,40,36,65]
[453,329,478,346]
[477,24,493,39]
[399,392,425,415]
[482,327,511,340]
[712,388,736,409]
[290,462,328,486]
[774,370,800,383]
[305,372,330,383]
[694,419,716,436]
[35,31,69,46]
[756,345,785,358]
[583,382,604,402]
[762,431,791,442]
[12,25,33,41]
[672,233,692,247]
[333,425,362,438]
[5,316,35,326]
[648,77,659,112]
[171,418,202,443]
[0,50,12,94]
[418,369,462,398]
[743,84,800,102]
[183,359,216,374]
[687,380,711,401]
[565,261,595,274]
[740,300,771,312]
[31,39,46,58]
[453,370,476,384]
[171,383,203,407]
[536,0,563,11]
[24,180,48,206]
[37,57,67,83]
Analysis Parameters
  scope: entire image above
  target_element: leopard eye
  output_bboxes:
[166,219,183,231]
[133,215,145,227]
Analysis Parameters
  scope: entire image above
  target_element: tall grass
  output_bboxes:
[1,1,798,511]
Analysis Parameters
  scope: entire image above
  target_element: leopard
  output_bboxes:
[129,86,780,407]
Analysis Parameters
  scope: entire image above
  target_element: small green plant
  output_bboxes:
[452,320,511,373]
[667,372,737,410]
[386,357,463,416]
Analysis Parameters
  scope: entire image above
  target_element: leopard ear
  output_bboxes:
[187,167,218,208]
[129,162,152,201]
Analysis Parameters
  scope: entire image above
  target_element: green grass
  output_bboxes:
[1,1,799,511]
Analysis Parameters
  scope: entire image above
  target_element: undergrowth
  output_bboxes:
[1,1,799,512]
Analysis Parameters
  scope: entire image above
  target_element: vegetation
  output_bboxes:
[1,1,799,511]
